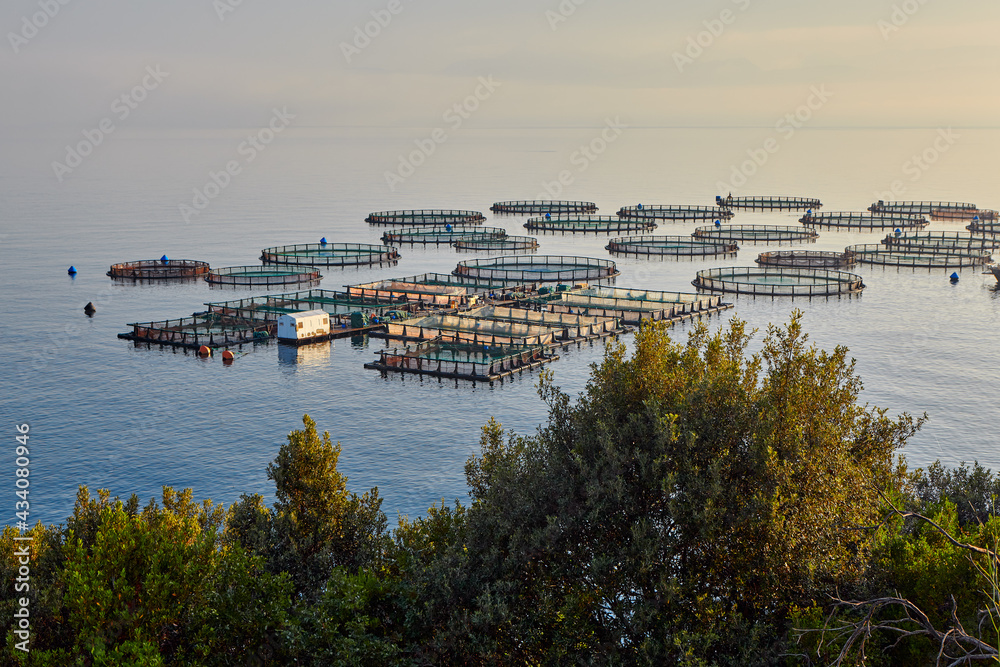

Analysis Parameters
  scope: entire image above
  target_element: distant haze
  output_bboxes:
[1,0,998,131]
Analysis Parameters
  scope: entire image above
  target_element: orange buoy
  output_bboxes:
[198,345,212,357]
[222,350,235,363]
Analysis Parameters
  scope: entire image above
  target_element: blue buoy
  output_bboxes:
[446,223,452,231]
[160,254,169,264]
[950,272,960,283]
[67,266,77,275]
[545,213,551,219]
[714,219,721,227]
[637,203,643,210]
[806,209,812,215]
[894,228,902,237]
[320,237,327,245]
[974,215,980,222]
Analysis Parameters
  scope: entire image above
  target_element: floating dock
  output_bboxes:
[693,224,819,243]
[206,265,322,287]
[119,313,274,349]
[606,235,738,257]
[756,250,856,269]
[108,259,210,280]
[260,243,400,266]
[881,232,1000,252]
[519,285,731,325]
[617,205,733,221]
[693,267,864,297]
[847,244,993,269]
[365,338,557,382]
[490,200,597,215]
[365,209,485,225]
[799,212,928,230]
[716,195,821,211]
[524,215,656,233]
[381,226,506,245]
[868,201,977,219]
[455,255,619,284]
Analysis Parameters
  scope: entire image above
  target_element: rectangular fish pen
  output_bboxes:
[346,280,469,308]
[462,305,623,343]
[868,201,977,217]
[382,313,558,347]
[519,286,730,325]
[204,289,413,334]
[392,272,536,296]
[365,338,557,382]
[716,195,821,211]
[120,313,274,349]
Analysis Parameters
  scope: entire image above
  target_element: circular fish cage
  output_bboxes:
[799,212,928,230]
[260,243,399,266]
[882,232,1000,251]
[107,259,210,280]
[454,255,618,283]
[524,215,656,233]
[869,201,977,217]
[756,250,856,268]
[206,266,322,286]
[617,205,734,221]
[847,244,993,268]
[365,209,485,225]
[693,224,819,243]
[967,220,1000,236]
[490,200,597,215]
[607,235,738,257]
[382,226,506,245]
[453,236,539,252]
[693,267,864,297]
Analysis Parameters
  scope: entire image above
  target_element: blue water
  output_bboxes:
[3,127,1000,527]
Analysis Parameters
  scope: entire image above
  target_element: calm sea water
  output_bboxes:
[3,126,999,527]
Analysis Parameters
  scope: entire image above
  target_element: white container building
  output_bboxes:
[277,309,331,342]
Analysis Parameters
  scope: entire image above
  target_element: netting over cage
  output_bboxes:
[381,226,506,245]
[693,267,864,297]
[520,285,729,325]
[715,195,821,211]
[385,313,560,347]
[617,205,733,221]
[454,255,619,283]
[868,201,977,217]
[365,209,486,225]
[882,232,1000,251]
[799,212,928,230]
[756,250,856,268]
[346,280,468,307]
[463,305,622,343]
[607,235,738,257]
[490,200,597,214]
[453,236,540,252]
[365,338,556,382]
[108,259,210,280]
[693,224,819,243]
[206,266,322,286]
[122,313,274,348]
[524,215,656,233]
[846,244,993,268]
[260,243,400,266]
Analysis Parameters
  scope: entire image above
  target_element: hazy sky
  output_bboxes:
[2,0,998,130]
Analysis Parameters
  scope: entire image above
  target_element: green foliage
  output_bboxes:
[452,313,920,663]
[267,415,389,600]
[909,460,1000,525]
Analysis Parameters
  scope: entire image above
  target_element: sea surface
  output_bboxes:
[3,126,999,527]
